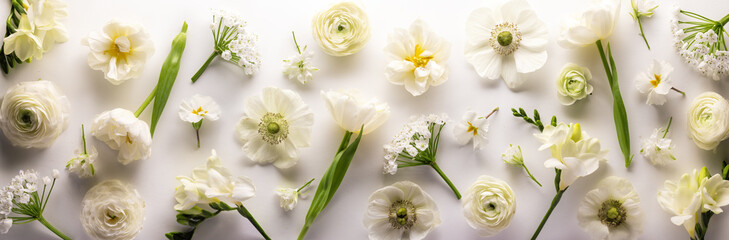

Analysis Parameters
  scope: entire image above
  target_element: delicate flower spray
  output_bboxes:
[66,124,97,178]
[630,0,658,49]
[275,178,315,211]
[0,169,70,239]
[502,144,542,186]
[283,31,318,84]
[383,114,462,199]
[671,6,729,80]
[640,117,676,166]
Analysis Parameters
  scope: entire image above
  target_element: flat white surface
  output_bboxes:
[1,0,728,239]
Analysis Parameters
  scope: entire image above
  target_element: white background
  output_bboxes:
[1,0,728,239]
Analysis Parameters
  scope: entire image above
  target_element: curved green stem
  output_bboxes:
[531,170,566,240]
[191,51,219,83]
[636,16,651,50]
[297,178,316,192]
[237,204,270,240]
[37,216,70,240]
[430,162,461,199]
[522,164,542,187]
[135,86,157,118]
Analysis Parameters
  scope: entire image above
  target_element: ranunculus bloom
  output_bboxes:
[91,108,151,164]
[687,92,729,150]
[363,181,440,240]
[81,20,155,85]
[81,180,145,240]
[462,175,516,237]
[556,63,593,105]
[321,89,390,135]
[0,80,69,148]
[312,1,371,56]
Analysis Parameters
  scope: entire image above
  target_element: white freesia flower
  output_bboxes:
[81,180,145,240]
[66,146,97,178]
[236,87,313,168]
[556,63,593,105]
[81,20,155,85]
[3,15,43,61]
[630,0,658,20]
[578,176,644,240]
[687,92,729,150]
[464,0,549,89]
[312,1,370,56]
[701,174,729,214]
[321,89,390,135]
[385,20,450,96]
[3,0,68,61]
[535,123,608,190]
[657,169,707,238]
[178,94,221,123]
[91,108,152,164]
[462,175,516,237]
[453,109,496,150]
[363,181,440,240]
[559,0,620,48]
[635,60,675,105]
[0,80,69,148]
[640,128,676,166]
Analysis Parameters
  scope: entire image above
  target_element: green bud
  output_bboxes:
[570,123,582,142]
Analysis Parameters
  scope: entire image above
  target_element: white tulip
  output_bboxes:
[321,90,390,135]
[363,181,440,240]
[559,0,621,48]
[462,175,516,237]
[91,108,151,164]
[81,20,155,85]
[81,180,145,240]
[0,80,69,148]
[687,92,729,150]
[312,1,371,56]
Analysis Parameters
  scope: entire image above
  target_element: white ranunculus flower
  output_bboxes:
[81,180,145,240]
[236,87,314,169]
[282,46,318,84]
[363,181,440,240]
[91,108,152,164]
[640,128,676,166]
[687,92,729,150]
[178,94,221,123]
[3,15,43,61]
[559,0,621,48]
[385,19,450,96]
[0,80,69,148]
[321,89,390,135]
[464,0,549,89]
[453,110,491,150]
[578,176,644,240]
[312,1,371,56]
[635,60,674,105]
[535,123,608,190]
[556,63,593,105]
[274,187,299,211]
[657,169,706,238]
[81,20,155,85]
[462,175,516,237]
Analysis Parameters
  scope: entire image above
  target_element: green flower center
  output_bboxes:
[18,109,33,127]
[490,22,522,56]
[389,200,416,230]
[598,199,626,229]
[267,122,280,134]
[497,31,513,46]
[258,112,289,145]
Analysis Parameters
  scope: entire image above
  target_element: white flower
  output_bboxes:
[385,19,450,96]
[556,63,593,105]
[462,175,516,237]
[0,80,69,148]
[51,169,59,179]
[465,0,549,89]
[81,20,155,85]
[578,176,644,240]
[363,181,440,240]
[383,114,448,174]
[0,218,11,234]
[321,89,390,135]
[312,1,371,56]
[687,92,729,150]
[236,87,313,169]
[81,180,145,240]
[209,9,261,75]
[502,144,524,165]
[26,0,68,52]
[640,128,676,166]
[283,45,318,84]
[535,123,608,190]
[635,60,675,105]
[178,94,221,123]
[91,108,152,164]
[3,15,43,61]
[657,169,706,238]
[275,188,299,211]
[453,110,493,150]
[701,174,729,214]
[559,0,621,48]
[66,146,97,178]
[173,176,206,211]
[630,0,658,20]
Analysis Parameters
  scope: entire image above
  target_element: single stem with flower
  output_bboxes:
[4,172,70,239]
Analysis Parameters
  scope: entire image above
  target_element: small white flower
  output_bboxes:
[26,0,68,53]
[453,109,495,150]
[283,33,319,85]
[687,92,729,150]
[81,180,145,240]
[462,175,516,237]
[312,1,371,56]
[556,63,593,105]
[385,19,450,96]
[363,181,440,240]
[178,94,221,123]
[535,123,608,190]
[51,169,59,179]
[578,176,644,240]
[640,128,676,166]
[321,89,390,135]
[209,9,262,75]
[81,20,155,85]
[275,188,299,211]
[383,114,448,174]
[0,80,70,149]
[559,0,620,48]
[66,147,97,178]
[502,144,523,165]
[42,176,51,185]
[0,218,11,234]
[635,60,675,105]
[3,15,43,61]
[91,108,152,164]
[236,87,313,169]
[630,0,658,20]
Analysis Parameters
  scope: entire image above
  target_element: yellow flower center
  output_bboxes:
[467,121,478,136]
[125,132,133,144]
[105,36,132,63]
[650,74,661,88]
[192,107,208,117]
[405,44,433,68]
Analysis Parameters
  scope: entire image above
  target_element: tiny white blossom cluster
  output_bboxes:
[0,169,57,234]
[210,9,261,75]
[671,11,729,80]
[383,114,447,175]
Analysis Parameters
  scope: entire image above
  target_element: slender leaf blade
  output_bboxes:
[150,22,188,136]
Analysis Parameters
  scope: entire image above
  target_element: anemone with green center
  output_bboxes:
[598,199,627,229]
[389,200,417,230]
[258,112,289,145]
[490,22,522,56]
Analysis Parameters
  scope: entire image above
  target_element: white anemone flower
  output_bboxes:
[635,60,677,105]
[81,20,155,85]
[465,0,549,89]
[578,176,644,240]
[363,181,440,240]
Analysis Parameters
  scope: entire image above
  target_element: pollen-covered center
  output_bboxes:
[598,199,627,229]
[467,121,479,136]
[490,22,522,56]
[258,112,289,145]
[192,106,208,117]
[405,44,434,68]
[389,200,417,230]
[650,74,662,88]
[106,36,132,62]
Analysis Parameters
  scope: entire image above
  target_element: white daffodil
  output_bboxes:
[462,175,516,237]
[321,89,390,135]
[91,108,152,164]
[640,128,676,166]
[312,1,371,56]
[82,20,155,85]
[0,80,70,148]
[556,63,593,105]
[453,108,498,150]
[578,176,644,240]
[635,60,681,105]
[535,123,608,190]
[363,181,440,240]
[385,19,450,96]
[465,0,549,89]
[81,180,145,240]
[283,32,318,84]
[559,0,620,48]
[236,87,313,169]
[3,15,43,61]
[687,92,729,150]
[179,94,221,148]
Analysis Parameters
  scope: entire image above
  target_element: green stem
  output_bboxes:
[292,31,301,54]
[522,164,542,187]
[37,216,70,240]
[430,162,461,199]
[531,189,565,240]
[81,124,87,154]
[671,87,686,96]
[636,16,651,50]
[237,204,271,240]
[135,87,156,118]
[297,178,315,192]
[663,117,673,138]
[191,51,219,83]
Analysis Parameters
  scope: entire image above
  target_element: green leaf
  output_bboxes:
[722,161,728,180]
[150,22,188,136]
[165,230,195,240]
[606,43,632,167]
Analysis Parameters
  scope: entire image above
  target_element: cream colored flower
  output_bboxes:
[312,1,371,56]
[556,63,593,105]
[321,89,390,135]
[91,108,151,164]
[687,92,729,150]
[236,87,313,169]
[27,0,68,52]
[657,169,705,238]
[275,188,299,211]
[640,128,676,166]
[502,144,523,165]
[0,80,69,148]
[173,176,207,211]
[462,175,516,237]
[81,180,145,240]
[82,20,155,85]
[363,181,440,240]
[453,110,491,150]
[559,0,621,48]
[66,146,97,178]
[178,94,221,123]
[283,48,318,84]
[3,15,43,61]
[385,19,450,96]
[465,0,549,89]
[635,60,675,105]
[630,0,658,20]
[578,176,644,240]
